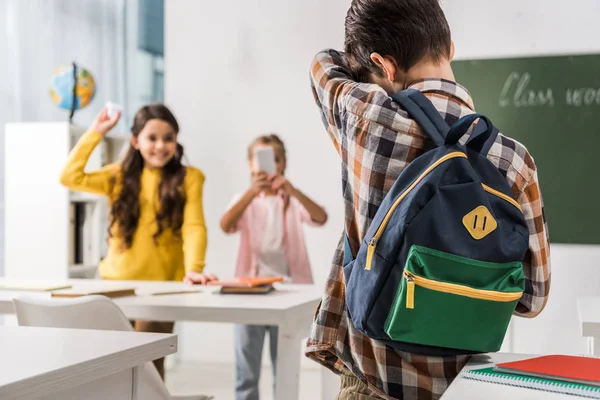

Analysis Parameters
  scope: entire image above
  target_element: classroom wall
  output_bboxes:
[165,0,600,367]
[164,0,348,367]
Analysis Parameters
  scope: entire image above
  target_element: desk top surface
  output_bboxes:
[0,325,176,397]
[0,279,323,325]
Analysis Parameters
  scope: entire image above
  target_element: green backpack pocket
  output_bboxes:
[384,245,525,352]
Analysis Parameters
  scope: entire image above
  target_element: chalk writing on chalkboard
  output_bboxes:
[453,54,600,244]
[499,72,600,108]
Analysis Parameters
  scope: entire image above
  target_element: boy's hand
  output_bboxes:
[270,174,296,196]
[183,271,218,285]
[91,107,120,136]
[250,171,271,196]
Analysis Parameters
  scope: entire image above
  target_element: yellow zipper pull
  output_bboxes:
[365,238,377,270]
[406,274,415,309]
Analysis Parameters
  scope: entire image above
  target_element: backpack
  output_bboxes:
[343,89,529,356]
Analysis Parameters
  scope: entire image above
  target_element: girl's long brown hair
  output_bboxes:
[109,104,187,249]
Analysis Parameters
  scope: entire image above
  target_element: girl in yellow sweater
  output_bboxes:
[60,104,216,378]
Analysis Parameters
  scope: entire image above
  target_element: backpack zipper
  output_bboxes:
[365,152,467,270]
[406,274,415,309]
[482,184,522,211]
[404,270,523,309]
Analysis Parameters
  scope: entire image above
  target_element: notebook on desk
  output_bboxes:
[0,283,72,292]
[208,277,283,294]
[462,355,600,398]
[207,277,284,288]
[51,287,136,299]
[494,355,600,387]
[219,284,275,295]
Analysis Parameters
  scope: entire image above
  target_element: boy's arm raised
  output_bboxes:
[309,49,394,152]
[309,49,357,150]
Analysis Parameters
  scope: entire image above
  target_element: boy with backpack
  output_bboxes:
[306,1,551,399]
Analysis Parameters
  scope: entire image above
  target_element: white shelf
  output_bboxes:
[69,192,102,203]
[69,264,98,279]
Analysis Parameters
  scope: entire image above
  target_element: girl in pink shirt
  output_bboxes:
[220,134,327,400]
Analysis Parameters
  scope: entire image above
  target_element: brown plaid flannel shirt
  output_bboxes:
[305,49,551,400]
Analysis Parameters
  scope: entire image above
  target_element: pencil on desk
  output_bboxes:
[148,290,202,296]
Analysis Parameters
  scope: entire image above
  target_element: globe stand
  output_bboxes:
[69,61,78,124]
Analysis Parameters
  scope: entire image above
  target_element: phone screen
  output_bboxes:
[254,147,276,174]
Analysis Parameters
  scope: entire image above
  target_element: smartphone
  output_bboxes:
[254,147,276,175]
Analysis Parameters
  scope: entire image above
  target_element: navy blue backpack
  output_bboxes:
[343,89,529,356]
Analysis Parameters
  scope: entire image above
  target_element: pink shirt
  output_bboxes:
[226,193,321,284]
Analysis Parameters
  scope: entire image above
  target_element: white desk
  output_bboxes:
[442,353,578,399]
[578,297,600,355]
[0,325,176,400]
[0,279,322,400]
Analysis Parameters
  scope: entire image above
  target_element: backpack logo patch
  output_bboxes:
[463,206,497,240]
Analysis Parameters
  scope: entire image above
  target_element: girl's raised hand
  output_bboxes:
[91,107,121,136]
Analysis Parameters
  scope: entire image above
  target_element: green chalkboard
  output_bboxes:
[452,55,600,244]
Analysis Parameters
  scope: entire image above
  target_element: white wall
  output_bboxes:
[444,0,600,60]
[165,0,600,367]
[165,0,348,366]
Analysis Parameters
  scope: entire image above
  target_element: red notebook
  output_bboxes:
[206,276,284,288]
[494,355,600,387]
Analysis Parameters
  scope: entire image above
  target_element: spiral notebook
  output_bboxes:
[462,355,600,399]
[494,355,600,387]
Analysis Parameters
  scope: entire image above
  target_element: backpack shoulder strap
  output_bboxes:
[343,232,353,265]
[446,113,499,157]
[391,89,449,147]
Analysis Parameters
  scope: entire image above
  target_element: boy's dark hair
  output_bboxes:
[344,0,451,82]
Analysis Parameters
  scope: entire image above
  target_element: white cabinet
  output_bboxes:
[4,122,126,280]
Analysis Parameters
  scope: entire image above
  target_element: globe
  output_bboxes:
[49,63,96,111]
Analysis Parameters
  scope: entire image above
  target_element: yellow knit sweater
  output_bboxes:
[60,130,207,281]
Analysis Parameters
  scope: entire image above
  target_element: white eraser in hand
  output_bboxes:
[106,101,123,118]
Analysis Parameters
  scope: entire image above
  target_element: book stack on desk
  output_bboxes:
[462,354,600,398]
[208,277,284,294]
[0,283,72,292]
[51,287,137,299]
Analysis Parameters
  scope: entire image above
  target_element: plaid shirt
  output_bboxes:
[305,49,551,400]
